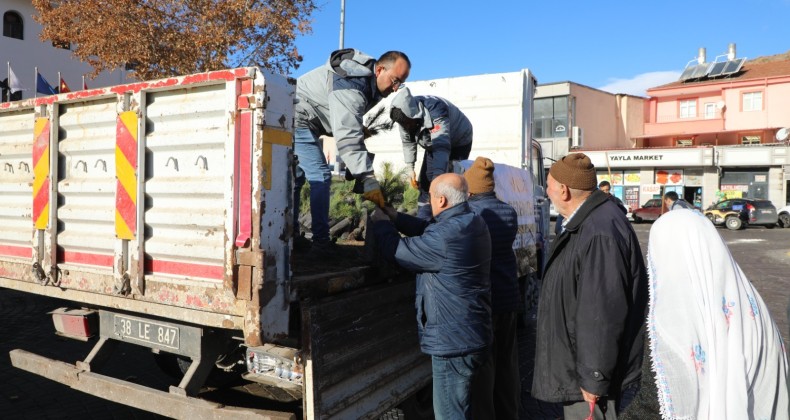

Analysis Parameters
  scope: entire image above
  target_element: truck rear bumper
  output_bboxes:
[10,349,294,420]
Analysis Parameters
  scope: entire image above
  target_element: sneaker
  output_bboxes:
[293,235,312,253]
[307,240,338,259]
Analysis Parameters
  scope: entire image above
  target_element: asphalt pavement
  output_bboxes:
[1,221,789,419]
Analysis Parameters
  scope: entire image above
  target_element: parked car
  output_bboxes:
[777,205,790,228]
[704,199,778,230]
[631,198,666,223]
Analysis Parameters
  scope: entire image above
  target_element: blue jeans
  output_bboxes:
[432,352,485,420]
[293,127,331,243]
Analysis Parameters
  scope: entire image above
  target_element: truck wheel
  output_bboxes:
[725,216,742,230]
[779,213,790,228]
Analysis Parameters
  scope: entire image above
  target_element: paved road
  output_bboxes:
[1,222,788,419]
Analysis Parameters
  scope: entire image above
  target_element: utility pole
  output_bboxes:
[339,0,345,49]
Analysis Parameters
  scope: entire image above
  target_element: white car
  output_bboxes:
[778,205,790,228]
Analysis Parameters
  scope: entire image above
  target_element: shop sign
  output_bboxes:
[642,184,661,195]
[585,148,710,168]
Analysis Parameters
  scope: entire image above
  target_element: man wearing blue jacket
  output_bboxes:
[371,173,492,419]
[464,157,521,420]
[389,87,473,220]
[294,49,410,255]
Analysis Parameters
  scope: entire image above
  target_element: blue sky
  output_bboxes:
[290,0,790,96]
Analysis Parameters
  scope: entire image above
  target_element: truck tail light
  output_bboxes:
[245,344,303,387]
[50,308,98,341]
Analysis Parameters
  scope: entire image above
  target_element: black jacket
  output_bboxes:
[467,192,520,313]
[532,190,648,402]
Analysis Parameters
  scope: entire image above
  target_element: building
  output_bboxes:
[532,81,645,166]
[581,45,790,209]
[2,1,129,100]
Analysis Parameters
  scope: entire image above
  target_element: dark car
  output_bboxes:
[631,198,666,223]
[704,199,778,230]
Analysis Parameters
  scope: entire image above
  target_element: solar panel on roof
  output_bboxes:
[707,61,728,77]
[721,58,745,75]
[679,65,697,81]
[690,63,711,79]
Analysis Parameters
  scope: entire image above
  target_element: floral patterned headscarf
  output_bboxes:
[647,209,788,419]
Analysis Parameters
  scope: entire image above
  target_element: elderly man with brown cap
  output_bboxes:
[463,157,521,420]
[532,153,648,419]
[390,87,473,220]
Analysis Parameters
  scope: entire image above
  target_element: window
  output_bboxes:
[532,96,569,139]
[743,91,762,112]
[704,103,716,119]
[676,139,693,147]
[3,11,23,39]
[741,135,761,145]
[679,99,696,118]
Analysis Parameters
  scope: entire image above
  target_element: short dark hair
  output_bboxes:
[664,191,679,201]
[598,180,611,188]
[378,51,411,68]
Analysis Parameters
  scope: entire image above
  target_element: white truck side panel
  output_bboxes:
[144,84,229,279]
[0,68,293,332]
[56,98,118,274]
[0,108,36,274]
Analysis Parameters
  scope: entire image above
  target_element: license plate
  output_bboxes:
[761,210,772,214]
[99,311,201,358]
[114,314,179,349]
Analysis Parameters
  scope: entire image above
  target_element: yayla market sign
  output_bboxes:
[585,149,712,168]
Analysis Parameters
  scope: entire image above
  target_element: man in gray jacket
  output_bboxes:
[389,87,472,220]
[294,49,410,254]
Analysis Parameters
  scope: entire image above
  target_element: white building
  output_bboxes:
[2,0,129,100]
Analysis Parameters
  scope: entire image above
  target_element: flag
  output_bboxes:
[9,66,23,93]
[82,76,88,90]
[36,72,57,95]
[59,77,71,93]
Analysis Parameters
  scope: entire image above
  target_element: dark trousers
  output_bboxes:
[432,351,485,420]
[416,143,473,220]
[471,311,520,420]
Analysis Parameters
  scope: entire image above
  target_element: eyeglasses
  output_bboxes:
[389,75,403,87]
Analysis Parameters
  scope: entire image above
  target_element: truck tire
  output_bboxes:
[725,216,742,230]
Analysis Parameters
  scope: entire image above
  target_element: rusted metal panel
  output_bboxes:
[302,279,431,419]
[10,349,295,420]
[0,107,35,276]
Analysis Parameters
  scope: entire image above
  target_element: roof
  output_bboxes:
[649,57,790,91]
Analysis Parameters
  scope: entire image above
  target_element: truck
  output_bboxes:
[0,67,548,418]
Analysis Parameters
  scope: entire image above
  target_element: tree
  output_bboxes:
[32,0,316,81]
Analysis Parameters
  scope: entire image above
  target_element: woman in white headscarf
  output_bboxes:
[638,209,789,419]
